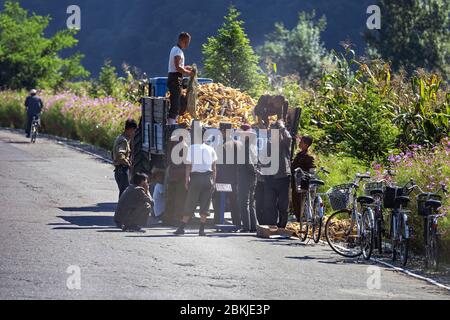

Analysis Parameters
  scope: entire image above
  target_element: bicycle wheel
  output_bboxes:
[425,217,439,270]
[312,196,323,243]
[361,207,374,260]
[325,209,362,258]
[373,195,384,254]
[298,192,310,242]
[391,213,398,262]
[298,217,309,242]
[30,124,37,143]
[398,215,409,266]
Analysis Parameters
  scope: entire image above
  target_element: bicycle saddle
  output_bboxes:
[425,199,441,210]
[395,196,410,206]
[357,195,374,204]
[309,179,324,186]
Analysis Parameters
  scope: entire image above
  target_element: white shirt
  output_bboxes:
[152,183,165,217]
[186,143,218,173]
[168,46,184,73]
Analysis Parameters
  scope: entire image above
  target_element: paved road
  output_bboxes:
[0,129,448,300]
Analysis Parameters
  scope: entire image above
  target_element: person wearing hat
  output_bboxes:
[24,89,44,138]
[112,119,137,200]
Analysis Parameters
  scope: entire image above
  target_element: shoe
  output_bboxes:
[26,135,30,138]
[174,227,185,235]
[199,229,206,237]
[122,225,145,233]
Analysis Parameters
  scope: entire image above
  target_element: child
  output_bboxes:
[150,169,166,224]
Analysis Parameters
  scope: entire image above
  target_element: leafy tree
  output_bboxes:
[0,1,89,89]
[258,11,331,81]
[202,5,265,95]
[93,59,120,97]
[364,0,450,77]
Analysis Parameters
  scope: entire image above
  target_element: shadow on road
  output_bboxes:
[59,202,117,213]
[50,215,116,228]
[3,140,32,144]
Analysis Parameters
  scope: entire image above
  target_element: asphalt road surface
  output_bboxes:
[0,129,448,300]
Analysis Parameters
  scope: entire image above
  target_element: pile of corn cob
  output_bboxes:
[178,83,257,128]
[286,218,354,241]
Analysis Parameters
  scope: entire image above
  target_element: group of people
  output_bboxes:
[112,117,316,235]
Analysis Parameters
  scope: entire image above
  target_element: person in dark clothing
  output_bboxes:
[236,124,258,232]
[164,136,188,226]
[114,173,154,232]
[24,89,43,138]
[262,120,292,228]
[291,135,316,222]
[167,32,193,125]
[112,119,137,199]
[212,125,240,227]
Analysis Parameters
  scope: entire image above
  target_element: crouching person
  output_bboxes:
[114,173,154,232]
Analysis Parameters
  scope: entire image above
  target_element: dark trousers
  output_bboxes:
[25,113,38,136]
[213,184,239,226]
[114,166,129,199]
[164,181,187,224]
[263,176,290,228]
[238,172,257,231]
[167,72,182,119]
[255,180,265,225]
[184,172,214,217]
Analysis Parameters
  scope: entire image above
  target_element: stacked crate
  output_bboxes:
[142,97,169,155]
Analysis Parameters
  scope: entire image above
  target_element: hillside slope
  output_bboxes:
[1,0,373,76]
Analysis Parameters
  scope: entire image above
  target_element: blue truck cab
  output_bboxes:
[150,77,213,97]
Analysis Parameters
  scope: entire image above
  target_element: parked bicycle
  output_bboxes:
[383,179,417,266]
[325,173,374,260]
[364,180,387,254]
[30,115,40,143]
[415,184,448,270]
[294,167,329,243]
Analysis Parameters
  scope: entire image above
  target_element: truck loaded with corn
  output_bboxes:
[130,75,300,177]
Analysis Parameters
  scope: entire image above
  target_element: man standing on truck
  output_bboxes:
[167,32,193,125]
[112,119,137,200]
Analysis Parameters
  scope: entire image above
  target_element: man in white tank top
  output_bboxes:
[167,32,193,125]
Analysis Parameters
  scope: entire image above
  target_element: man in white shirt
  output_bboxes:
[167,32,193,125]
[174,138,218,236]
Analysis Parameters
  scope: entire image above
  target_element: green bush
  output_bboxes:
[372,138,450,261]
[0,91,26,128]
